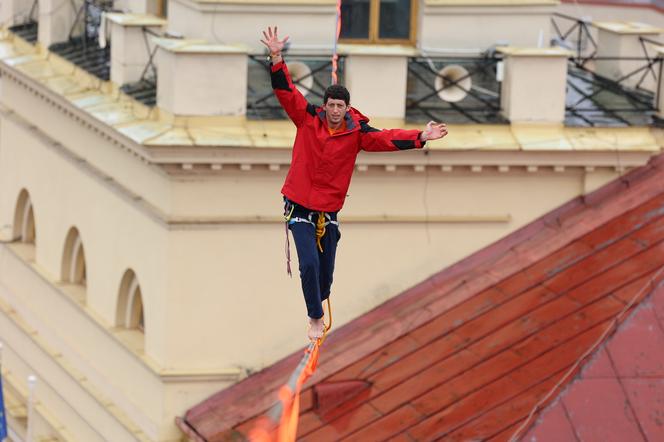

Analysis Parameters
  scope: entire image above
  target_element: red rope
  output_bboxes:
[331,0,341,85]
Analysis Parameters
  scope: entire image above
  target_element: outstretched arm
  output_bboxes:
[360,121,448,152]
[260,26,311,126]
[419,121,448,143]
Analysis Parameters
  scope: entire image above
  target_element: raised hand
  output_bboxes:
[421,121,448,142]
[260,26,289,55]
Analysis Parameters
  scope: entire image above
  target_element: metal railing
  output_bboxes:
[551,12,597,65]
[406,55,506,124]
[49,0,116,81]
[247,55,345,120]
[8,0,39,43]
[119,27,179,106]
[552,13,662,126]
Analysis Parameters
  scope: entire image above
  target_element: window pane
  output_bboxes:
[379,0,411,39]
[341,0,371,39]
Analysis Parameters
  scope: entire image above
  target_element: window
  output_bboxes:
[61,227,87,286]
[340,0,416,44]
[152,0,168,17]
[116,269,145,333]
[13,189,36,244]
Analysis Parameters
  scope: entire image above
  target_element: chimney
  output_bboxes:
[155,39,248,116]
[106,13,166,86]
[38,0,81,48]
[594,21,663,91]
[497,47,571,124]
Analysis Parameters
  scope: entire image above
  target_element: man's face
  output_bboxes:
[324,98,350,126]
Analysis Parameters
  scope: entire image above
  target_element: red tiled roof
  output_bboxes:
[180,152,664,441]
[525,282,664,441]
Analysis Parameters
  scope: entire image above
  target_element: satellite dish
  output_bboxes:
[434,65,472,102]
[288,61,314,96]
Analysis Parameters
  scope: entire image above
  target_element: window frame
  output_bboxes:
[157,0,167,17]
[13,189,36,244]
[339,0,418,45]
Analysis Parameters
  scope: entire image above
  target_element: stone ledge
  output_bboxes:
[425,0,559,5]
[594,21,664,35]
[496,46,573,57]
[105,13,167,27]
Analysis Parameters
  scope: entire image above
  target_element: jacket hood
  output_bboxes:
[349,106,370,124]
[316,105,369,132]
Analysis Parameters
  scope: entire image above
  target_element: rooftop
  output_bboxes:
[180,151,664,440]
[525,279,664,441]
[0,30,662,155]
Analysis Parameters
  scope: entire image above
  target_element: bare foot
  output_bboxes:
[308,317,325,341]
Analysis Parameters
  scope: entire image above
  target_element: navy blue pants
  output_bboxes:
[286,201,340,319]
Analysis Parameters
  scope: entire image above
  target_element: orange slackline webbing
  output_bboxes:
[248,340,321,442]
[249,300,332,442]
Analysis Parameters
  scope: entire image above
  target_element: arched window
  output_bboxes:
[61,227,87,286]
[13,189,36,243]
[116,269,145,333]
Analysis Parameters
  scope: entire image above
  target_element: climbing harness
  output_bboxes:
[283,200,339,277]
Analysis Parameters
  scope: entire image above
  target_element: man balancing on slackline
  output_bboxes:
[260,26,449,341]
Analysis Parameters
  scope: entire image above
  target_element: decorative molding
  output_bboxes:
[2,100,655,231]
[0,64,154,164]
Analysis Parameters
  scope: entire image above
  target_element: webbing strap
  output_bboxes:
[288,216,339,227]
[248,340,321,442]
[288,217,314,226]
[249,299,333,441]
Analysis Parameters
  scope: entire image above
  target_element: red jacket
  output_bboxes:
[272,60,425,212]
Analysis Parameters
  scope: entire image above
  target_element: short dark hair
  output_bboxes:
[324,85,350,105]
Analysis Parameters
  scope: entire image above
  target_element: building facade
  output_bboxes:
[0,0,661,441]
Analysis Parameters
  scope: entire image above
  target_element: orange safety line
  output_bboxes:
[249,339,322,442]
[252,259,334,440]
